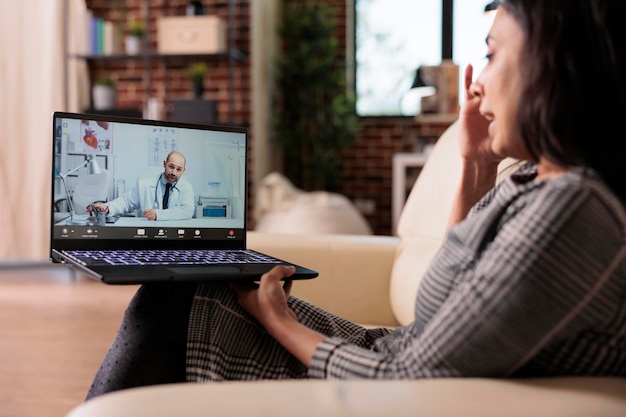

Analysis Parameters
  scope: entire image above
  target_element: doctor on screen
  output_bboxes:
[89,151,195,221]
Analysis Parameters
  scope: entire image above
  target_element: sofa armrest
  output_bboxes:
[247,231,401,327]
[67,378,626,417]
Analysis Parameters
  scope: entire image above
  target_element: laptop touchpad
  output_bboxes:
[168,266,242,276]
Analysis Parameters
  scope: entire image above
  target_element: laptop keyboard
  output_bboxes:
[63,249,283,266]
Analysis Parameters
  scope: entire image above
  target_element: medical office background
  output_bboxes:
[55,117,246,224]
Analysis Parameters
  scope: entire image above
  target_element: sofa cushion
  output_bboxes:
[390,120,521,325]
[248,231,400,326]
[390,122,461,325]
[396,121,462,240]
[390,235,444,325]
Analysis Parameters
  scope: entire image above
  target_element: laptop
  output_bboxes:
[49,111,318,284]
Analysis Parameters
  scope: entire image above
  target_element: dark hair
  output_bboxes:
[501,0,626,202]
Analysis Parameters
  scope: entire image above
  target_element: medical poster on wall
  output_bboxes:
[80,119,114,154]
[148,126,178,166]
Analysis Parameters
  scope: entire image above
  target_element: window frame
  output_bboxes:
[352,0,494,117]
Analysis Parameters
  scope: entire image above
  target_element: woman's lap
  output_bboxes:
[87,281,390,398]
[86,282,197,399]
[187,283,386,382]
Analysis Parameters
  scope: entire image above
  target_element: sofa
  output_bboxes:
[65,122,626,416]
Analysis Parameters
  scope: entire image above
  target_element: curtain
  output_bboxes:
[0,0,88,260]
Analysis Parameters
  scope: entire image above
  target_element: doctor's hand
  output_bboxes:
[143,208,157,221]
[87,203,109,214]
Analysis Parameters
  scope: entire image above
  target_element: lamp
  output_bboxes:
[409,61,459,115]
[400,67,438,115]
[87,155,102,174]
[410,66,434,89]
[484,0,501,13]
[57,155,100,225]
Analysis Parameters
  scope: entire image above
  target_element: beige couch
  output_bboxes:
[66,123,626,416]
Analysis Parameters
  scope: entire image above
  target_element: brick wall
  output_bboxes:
[292,0,452,235]
[341,117,451,235]
[83,0,451,235]
[86,0,250,125]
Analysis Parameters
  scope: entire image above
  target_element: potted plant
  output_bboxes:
[272,1,359,191]
[92,76,116,110]
[185,62,208,98]
[125,20,146,55]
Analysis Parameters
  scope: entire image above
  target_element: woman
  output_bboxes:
[87,0,626,398]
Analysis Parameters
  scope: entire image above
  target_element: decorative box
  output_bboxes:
[419,60,459,115]
[172,99,217,125]
[157,16,226,54]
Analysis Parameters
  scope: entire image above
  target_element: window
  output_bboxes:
[355,0,496,116]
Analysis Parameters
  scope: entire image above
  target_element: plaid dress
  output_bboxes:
[187,163,626,381]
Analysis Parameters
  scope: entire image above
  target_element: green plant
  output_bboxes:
[94,76,115,87]
[185,62,209,85]
[127,20,146,37]
[272,1,359,191]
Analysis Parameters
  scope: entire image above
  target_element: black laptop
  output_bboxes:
[49,111,318,284]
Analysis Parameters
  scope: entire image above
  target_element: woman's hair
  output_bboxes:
[501,0,626,202]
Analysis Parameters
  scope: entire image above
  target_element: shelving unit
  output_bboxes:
[391,114,456,235]
[62,0,247,123]
[414,113,456,142]
[391,152,428,235]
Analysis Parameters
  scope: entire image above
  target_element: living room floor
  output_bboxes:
[0,265,137,417]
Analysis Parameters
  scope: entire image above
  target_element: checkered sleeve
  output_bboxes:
[308,171,626,379]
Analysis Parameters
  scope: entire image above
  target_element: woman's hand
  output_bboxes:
[231,265,298,330]
[231,265,325,367]
[458,64,501,165]
[448,65,502,227]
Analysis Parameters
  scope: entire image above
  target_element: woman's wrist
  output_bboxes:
[459,159,500,191]
[266,316,325,367]
[447,159,500,227]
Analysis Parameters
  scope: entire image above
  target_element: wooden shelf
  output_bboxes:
[69,50,246,62]
[415,113,458,124]
[63,0,245,123]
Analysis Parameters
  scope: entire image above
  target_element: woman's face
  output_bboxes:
[475,7,530,160]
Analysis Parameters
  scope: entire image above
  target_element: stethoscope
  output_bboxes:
[153,175,177,208]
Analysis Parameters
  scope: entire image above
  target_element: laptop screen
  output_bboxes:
[50,112,248,251]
